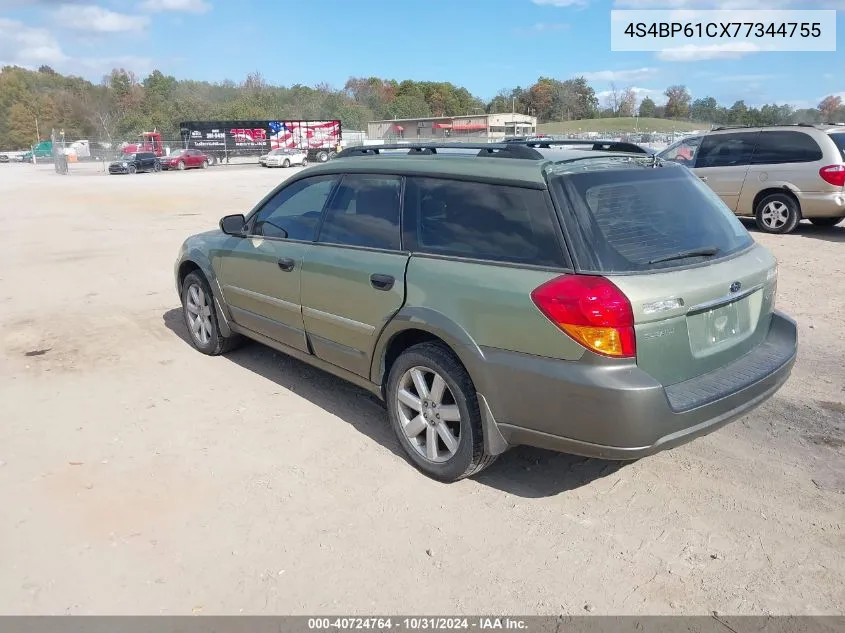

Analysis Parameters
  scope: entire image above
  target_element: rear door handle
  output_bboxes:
[277,257,296,272]
[699,176,709,182]
[370,274,395,291]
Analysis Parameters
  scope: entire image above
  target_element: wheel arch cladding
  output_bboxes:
[177,256,233,337]
[371,307,490,394]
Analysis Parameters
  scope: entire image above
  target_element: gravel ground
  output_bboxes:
[0,161,842,615]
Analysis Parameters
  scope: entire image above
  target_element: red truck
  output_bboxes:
[121,131,165,157]
[178,119,342,164]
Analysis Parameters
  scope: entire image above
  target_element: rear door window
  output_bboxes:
[694,132,758,168]
[751,131,823,164]
[548,163,753,273]
[403,177,567,267]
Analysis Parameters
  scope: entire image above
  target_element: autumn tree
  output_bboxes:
[664,85,691,119]
[618,87,638,117]
[818,95,842,121]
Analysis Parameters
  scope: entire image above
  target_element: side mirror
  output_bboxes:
[220,214,247,236]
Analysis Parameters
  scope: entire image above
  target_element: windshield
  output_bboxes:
[269,149,287,155]
[828,133,845,160]
[547,161,753,273]
[123,154,136,161]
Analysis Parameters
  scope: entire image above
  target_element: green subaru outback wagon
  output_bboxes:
[174,142,797,482]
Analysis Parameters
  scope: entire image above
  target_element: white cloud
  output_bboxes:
[581,67,658,82]
[139,0,211,13]
[0,17,66,66]
[52,4,150,32]
[656,42,759,61]
[597,86,667,105]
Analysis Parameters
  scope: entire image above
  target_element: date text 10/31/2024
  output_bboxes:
[307,618,528,630]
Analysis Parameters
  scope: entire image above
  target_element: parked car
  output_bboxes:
[259,148,308,168]
[0,153,9,163]
[160,149,209,171]
[108,152,160,175]
[174,142,796,482]
[658,125,845,233]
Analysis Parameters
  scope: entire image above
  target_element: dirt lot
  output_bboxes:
[0,161,842,616]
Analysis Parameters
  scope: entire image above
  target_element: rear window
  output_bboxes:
[828,133,845,161]
[548,163,753,273]
[751,131,823,164]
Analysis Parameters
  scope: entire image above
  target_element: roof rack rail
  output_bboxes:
[505,138,650,155]
[711,123,818,131]
[335,142,544,160]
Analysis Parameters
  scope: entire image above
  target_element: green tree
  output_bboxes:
[638,96,656,117]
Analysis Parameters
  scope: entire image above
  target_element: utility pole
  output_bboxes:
[33,117,40,166]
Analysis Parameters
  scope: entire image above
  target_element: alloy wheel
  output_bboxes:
[761,201,790,229]
[185,283,213,346]
[396,366,461,463]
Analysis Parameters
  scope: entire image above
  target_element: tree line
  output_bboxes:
[1,64,842,149]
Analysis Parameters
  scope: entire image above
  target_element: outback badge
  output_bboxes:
[730,281,742,293]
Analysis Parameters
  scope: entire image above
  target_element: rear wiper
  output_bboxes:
[648,247,720,265]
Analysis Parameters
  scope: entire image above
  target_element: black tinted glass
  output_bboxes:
[318,175,402,250]
[549,165,753,273]
[251,175,338,240]
[751,131,823,164]
[695,132,758,168]
[828,133,845,160]
[404,178,565,267]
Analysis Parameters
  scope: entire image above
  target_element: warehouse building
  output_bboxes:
[367,113,537,142]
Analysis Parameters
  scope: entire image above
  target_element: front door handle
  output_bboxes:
[699,176,708,182]
[277,257,296,272]
[370,274,395,291]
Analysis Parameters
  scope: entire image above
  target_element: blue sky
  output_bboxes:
[0,0,842,110]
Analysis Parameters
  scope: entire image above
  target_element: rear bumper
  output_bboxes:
[479,311,797,460]
[794,191,845,218]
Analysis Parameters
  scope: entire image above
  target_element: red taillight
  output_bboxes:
[819,164,845,187]
[531,275,636,358]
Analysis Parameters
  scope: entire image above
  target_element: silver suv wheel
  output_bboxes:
[396,366,462,463]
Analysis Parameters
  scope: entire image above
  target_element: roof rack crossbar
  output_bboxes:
[506,138,649,155]
[335,143,544,160]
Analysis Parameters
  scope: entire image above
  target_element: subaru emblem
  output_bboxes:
[730,281,741,293]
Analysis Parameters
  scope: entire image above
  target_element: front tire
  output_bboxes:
[809,216,844,227]
[177,160,186,171]
[128,165,137,175]
[386,342,496,483]
[282,159,290,168]
[180,271,240,356]
[755,193,800,234]
[316,150,329,163]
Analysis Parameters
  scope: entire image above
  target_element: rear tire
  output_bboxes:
[201,159,209,169]
[755,193,800,234]
[316,151,329,163]
[386,342,496,483]
[180,271,240,356]
[809,216,843,227]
